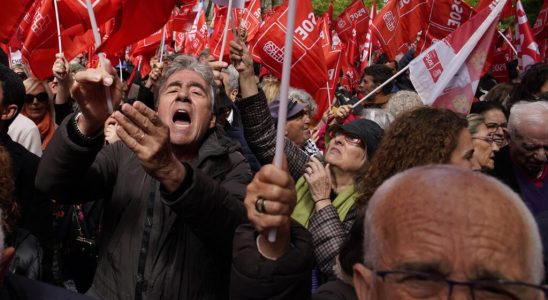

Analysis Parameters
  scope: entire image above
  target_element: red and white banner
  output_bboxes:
[213,0,245,9]
[182,3,208,57]
[490,28,514,82]
[372,0,475,60]
[0,0,33,43]
[477,0,514,18]
[240,0,261,42]
[533,0,548,41]
[359,0,376,73]
[249,0,328,118]
[409,0,505,114]
[515,0,542,70]
[334,0,370,52]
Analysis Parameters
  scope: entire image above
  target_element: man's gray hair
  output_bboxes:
[221,65,239,92]
[508,101,548,139]
[157,55,217,109]
[289,88,317,115]
[363,166,544,282]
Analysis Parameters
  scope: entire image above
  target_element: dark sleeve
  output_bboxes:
[235,91,310,181]
[35,113,119,204]
[160,158,249,261]
[230,222,314,300]
[397,47,416,70]
[137,84,155,109]
[309,205,356,276]
[54,101,74,125]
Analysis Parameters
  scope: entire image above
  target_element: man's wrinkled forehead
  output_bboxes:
[160,69,208,94]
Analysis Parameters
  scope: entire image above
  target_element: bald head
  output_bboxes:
[354,165,544,300]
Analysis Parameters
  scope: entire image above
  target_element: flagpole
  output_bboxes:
[7,47,12,68]
[218,0,234,62]
[53,0,63,54]
[159,25,167,64]
[119,59,123,81]
[326,81,332,108]
[352,65,409,108]
[269,0,297,243]
[497,30,518,56]
[85,0,114,113]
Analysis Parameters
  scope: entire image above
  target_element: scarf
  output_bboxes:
[23,110,55,150]
[292,176,357,228]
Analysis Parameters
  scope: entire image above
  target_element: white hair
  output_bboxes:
[363,165,544,283]
[508,101,548,139]
[221,65,239,92]
[289,88,317,115]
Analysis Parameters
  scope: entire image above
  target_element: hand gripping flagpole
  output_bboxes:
[268,0,297,243]
[85,0,114,113]
[218,0,234,62]
[53,0,63,54]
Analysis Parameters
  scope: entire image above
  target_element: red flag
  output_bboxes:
[239,0,261,42]
[130,28,169,58]
[98,0,179,55]
[249,0,329,119]
[359,0,376,73]
[490,28,514,82]
[334,0,370,48]
[183,4,209,57]
[318,15,342,104]
[372,0,475,60]
[533,0,548,41]
[409,0,504,114]
[209,6,240,61]
[477,0,514,18]
[0,0,34,43]
[170,2,199,32]
[346,20,358,66]
[515,0,542,71]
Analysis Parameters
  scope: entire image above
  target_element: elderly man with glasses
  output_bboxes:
[490,101,548,216]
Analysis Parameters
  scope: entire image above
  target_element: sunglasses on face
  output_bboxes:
[25,92,49,104]
[329,129,364,147]
[16,72,27,81]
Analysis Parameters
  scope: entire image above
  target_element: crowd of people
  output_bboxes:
[0,25,547,300]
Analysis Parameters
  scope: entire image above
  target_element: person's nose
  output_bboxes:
[176,88,191,103]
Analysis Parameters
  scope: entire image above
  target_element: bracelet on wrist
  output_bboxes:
[313,197,330,203]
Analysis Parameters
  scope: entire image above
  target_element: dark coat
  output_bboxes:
[36,115,252,300]
[0,274,93,300]
[230,222,314,300]
[489,146,521,194]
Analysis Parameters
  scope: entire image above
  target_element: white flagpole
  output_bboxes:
[119,59,123,81]
[218,0,233,62]
[269,0,297,243]
[53,0,63,54]
[352,65,409,108]
[7,47,12,68]
[159,25,167,64]
[137,56,143,71]
[85,0,113,113]
[497,30,518,56]
[326,81,332,108]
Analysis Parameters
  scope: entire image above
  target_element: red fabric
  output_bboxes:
[318,15,343,105]
[533,0,548,41]
[240,0,261,42]
[97,0,180,55]
[359,0,376,73]
[372,0,475,60]
[209,6,240,61]
[249,0,328,120]
[477,0,514,18]
[0,0,33,43]
[170,2,199,33]
[182,5,208,57]
[334,0,370,51]
[346,20,358,66]
[21,0,100,79]
[515,0,542,71]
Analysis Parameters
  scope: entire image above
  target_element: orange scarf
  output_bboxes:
[22,110,56,150]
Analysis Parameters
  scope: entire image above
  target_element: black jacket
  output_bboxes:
[230,222,314,300]
[0,274,92,300]
[36,115,252,300]
[489,146,521,195]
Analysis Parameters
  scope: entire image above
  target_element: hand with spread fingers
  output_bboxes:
[113,101,185,193]
[245,164,296,259]
[303,156,332,210]
[145,61,164,88]
[70,59,123,136]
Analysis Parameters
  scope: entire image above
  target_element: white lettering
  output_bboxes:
[295,12,317,40]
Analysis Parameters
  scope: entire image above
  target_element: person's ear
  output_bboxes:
[209,113,217,129]
[0,247,15,286]
[353,263,374,300]
[0,104,18,121]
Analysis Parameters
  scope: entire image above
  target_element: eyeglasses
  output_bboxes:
[472,135,496,145]
[375,270,548,300]
[485,122,507,131]
[25,92,49,103]
[328,129,364,147]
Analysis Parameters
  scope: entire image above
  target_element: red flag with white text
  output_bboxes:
[514,0,541,70]
[409,0,504,114]
[334,0,370,50]
[240,0,261,42]
[359,0,376,73]
[183,3,209,57]
[0,0,34,43]
[533,0,548,41]
[477,0,514,18]
[249,0,329,119]
[209,5,240,61]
